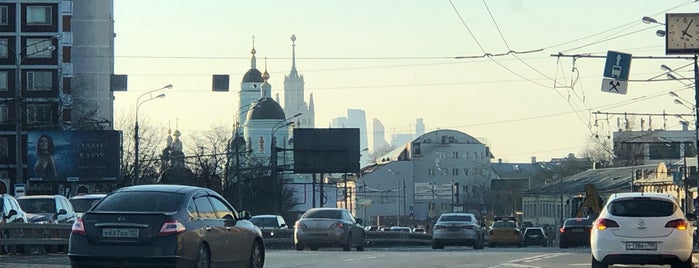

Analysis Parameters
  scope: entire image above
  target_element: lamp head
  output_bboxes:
[642,16,658,24]
[661,64,672,72]
[656,30,666,37]
[669,91,679,98]
[163,84,173,89]
[156,93,166,99]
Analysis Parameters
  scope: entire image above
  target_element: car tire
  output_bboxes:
[559,242,567,249]
[474,239,484,250]
[672,258,693,268]
[357,235,366,251]
[294,241,304,251]
[195,244,210,268]
[248,240,264,268]
[309,246,318,251]
[343,235,352,251]
[431,240,443,249]
[591,256,607,268]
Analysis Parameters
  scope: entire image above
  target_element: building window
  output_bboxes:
[453,151,459,159]
[428,169,435,176]
[463,168,469,176]
[26,39,54,58]
[452,168,459,176]
[0,6,7,25]
[0,39,7,58]
[0,71,7,91]
[27,71,52,91]
[26,104,53,125]
[27,6,52,25]
[440,168,447,176]
[0,137,7,158]
[0,103,7,123]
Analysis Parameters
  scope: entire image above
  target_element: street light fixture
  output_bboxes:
[134,84,172,185]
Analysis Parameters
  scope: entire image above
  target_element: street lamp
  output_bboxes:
[227,103,260,208]
[2,35,62,185]
[134,84,172,185]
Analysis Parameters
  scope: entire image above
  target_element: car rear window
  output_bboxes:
[492,221,517,228]
[303,210,342,219]
[525,228,544,235]
[70,198,101,213]
[92,192,184,212]
[251,217,278,227]
[564,219,592,227]
[18,198,56,213]
[609,198,676,217]
[440,215,472,222]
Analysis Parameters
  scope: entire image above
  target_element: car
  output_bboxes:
[0,194,28,223]
[411,227,426,234]
[488,216,522,247]
[389,226,411,232]
[17,195,77,224]
[521,227,547,247]
[250,214,288,230]
[69,194,107,219]
[293,208,366,251]
[68,184,265,268]
[559,217,593,248]
[364,225,380,231]
[431,213,484,249]
[591,192,694,268]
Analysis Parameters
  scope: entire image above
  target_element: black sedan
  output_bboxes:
[559,217,592,248]
[68,184,264,268]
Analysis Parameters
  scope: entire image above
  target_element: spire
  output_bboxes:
[308,93,314,111]
[262,57,270,82]
[261,57,270,98]
[290,34,298,76]
[251,35,257,69]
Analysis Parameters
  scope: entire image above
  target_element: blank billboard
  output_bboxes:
[293,128,360,174]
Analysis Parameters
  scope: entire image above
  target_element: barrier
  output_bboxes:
[260,229,432,248]
[0,223,71,254]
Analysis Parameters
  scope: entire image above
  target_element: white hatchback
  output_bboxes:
[590,192,694,268]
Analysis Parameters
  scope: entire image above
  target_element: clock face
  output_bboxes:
[666,13,699,54]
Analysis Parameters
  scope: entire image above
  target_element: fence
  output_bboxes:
[262,229,432,248]
[0,223,71,254]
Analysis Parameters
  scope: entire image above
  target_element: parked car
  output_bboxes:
[432,213,484,249]
[559,217,593,248]
[488,216,522,247]
[364,225,380,231]
[521,227,547,247]
[0,194,28,223]
[250,214,288,229]
[389,226,411,232]
[68,184,265,268]
[293,208,365,251]
[591,192,694,268]
[69,194,107,219]
[411,227,426,234]
[17,195,77,224]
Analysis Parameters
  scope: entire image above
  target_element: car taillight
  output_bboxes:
[158,220,186,236]
[295,222,306,229]
[595,218,619,230]
[434,225,446,230]
[329,222,344,229]
[559,227,565,233]
[71,219,86,236]
[665,219,689,230]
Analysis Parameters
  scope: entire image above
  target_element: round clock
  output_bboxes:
[666,13,699,54]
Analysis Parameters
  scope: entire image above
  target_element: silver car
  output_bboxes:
[432,213,484,249]
[294,208,366,251]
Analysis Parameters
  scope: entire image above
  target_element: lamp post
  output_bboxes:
[134,84,172,185]
[226,103,260,208]
[2,35,62,185]
[270,120,294,214]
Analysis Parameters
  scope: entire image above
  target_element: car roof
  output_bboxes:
[306,208,347,212]
[524,227,544,230]
[440,213,475,217]
[69,194,107,200]
[251,215,280,218]
[114,184,211,194]
[17,195,63,199]
[609,192,674,199]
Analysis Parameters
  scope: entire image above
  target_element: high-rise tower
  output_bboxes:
[283,34,314,127]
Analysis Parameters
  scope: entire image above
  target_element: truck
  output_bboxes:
[573,183,603,219]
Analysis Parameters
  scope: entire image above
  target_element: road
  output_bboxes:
[0,246,695,268]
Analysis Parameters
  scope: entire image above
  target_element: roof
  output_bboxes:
[525,164,659,196]
[247,98,285,120]
[242,69,263,83]
[491,162,545,180]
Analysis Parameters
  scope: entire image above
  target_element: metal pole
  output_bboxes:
[133,119,139,185]
[15,50,22,185]
[694,55,699,202]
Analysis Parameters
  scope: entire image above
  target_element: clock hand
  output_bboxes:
[683,19,694,36]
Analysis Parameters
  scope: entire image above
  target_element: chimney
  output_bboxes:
[498,158,502,163]
[681,121,689,131]
[531,156,537,164]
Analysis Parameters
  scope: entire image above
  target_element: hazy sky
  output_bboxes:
[113,0,699,163]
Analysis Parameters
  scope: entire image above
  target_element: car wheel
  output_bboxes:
[294,241,304,251]
[248,240,264,268]
[195,244,210,268]
[672,258,693,268]
[591,256,607,268]
[357,235,366,251]
[473,239,484,250]
[431,240,443,249]
[559,242,567,249]
[342,235,352,251]
[309,246,318,251]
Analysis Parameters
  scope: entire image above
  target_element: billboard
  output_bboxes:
[27,130,121,182]
[293,128,360,174]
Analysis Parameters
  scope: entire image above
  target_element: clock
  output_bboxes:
[666,13,699,54]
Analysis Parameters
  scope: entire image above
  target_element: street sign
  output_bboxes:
[601,51,632,95]
[601,78,627,95]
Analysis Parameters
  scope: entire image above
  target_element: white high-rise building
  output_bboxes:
[283,35,314,128]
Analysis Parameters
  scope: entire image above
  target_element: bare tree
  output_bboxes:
[114,110,167,187]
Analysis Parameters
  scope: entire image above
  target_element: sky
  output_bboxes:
[112,0,699,163]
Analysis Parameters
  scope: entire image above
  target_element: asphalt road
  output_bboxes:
[1,246,697,268]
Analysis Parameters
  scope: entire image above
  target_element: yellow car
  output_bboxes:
[487,216,522,247]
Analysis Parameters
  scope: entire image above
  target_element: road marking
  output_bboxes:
[344,256,378,262]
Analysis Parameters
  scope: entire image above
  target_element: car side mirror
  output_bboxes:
[58,209,67,215]
[238,210,251,220]
[280,223,287,228]
[356,218,363,225]
[6,209,17,218]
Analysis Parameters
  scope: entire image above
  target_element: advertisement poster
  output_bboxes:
[27,130,121,181]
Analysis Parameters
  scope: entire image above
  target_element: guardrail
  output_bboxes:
[0,223,71,254]
[261,229,432,248]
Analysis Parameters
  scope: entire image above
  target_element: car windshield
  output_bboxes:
[303,210,342,219]
[70,198,102,213]
[250,217,278,227]
[18,198,55,213]
[608,198,675,217]
[564,218,592,227]
[492,221,517,228]
[439,215,472,222]
[92,192,184,212]
[525,228,544,235]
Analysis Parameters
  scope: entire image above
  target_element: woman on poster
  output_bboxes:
[34,134,58,179]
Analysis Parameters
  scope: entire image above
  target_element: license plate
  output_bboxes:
[528,235,539,238]
[626,242,657,251]
[102,228,139,238]
[572,229,583,232]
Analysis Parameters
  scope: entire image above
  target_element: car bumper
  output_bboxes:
[592,233,693,264]
[295,229,348,245]
[68,234,195,267]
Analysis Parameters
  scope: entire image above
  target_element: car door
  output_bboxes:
[344,210,364,246]
[210,195,253,266]
[192,195,227,264]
